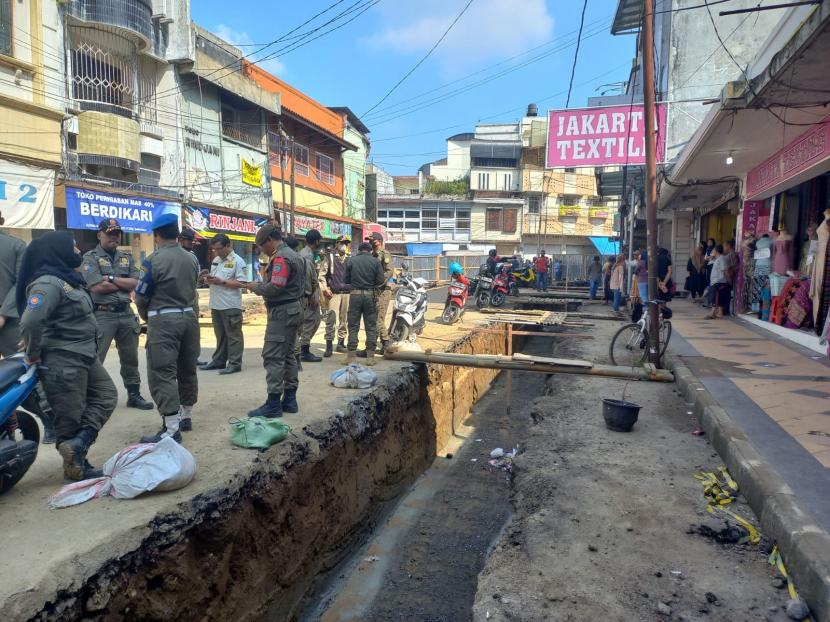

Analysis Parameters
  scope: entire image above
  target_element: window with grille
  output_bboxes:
[503,173,512,190]
[486,208,518,233]
[0,0,12,56]
[71,42,137,111]
[294,143,309,177]
[486,208,501,231]
[528,197,541,214]
[315,153,335,185]
[503,208,518,233]
[478,172,490,190]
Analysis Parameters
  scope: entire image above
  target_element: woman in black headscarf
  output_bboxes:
[18,232,116,481]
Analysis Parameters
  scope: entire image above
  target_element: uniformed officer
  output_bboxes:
[81,218,153,410]
[179,226,207,367]
[200,233,247,375]
[296,229,324,364]
[135,213,200,441]
[18,231,117,480]
[322,235,351,357]
[344,242,385,365]
[247,224,304,418]
[368,232,394,353]
[0,210,25,356]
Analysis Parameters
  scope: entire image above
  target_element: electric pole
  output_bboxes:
[642,0,660,364]
[278,121,288,225]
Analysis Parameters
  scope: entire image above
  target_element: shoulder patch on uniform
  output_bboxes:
[62,282,74,293]
[82,262,92,272]
[119,256,130,266]
[27,293,44,309]
[98,257,110,266]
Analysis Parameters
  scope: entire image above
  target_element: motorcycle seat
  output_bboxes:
[0,358,27,395]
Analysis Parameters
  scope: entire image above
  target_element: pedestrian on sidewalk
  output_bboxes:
[200,234,247,375]
[657,247,674,301]
[635,251,649,302]
[686,242,707,301]
[296,229,325,365]
[345,242,385,365]
[705,244,729,319]
[247,225,304,418]
[135,214,201,440]
[18,231,117,480]
[609,254,626,312]
[534,251,550,291]
[722,239,739,316]
[322,235,351,356]
[587,256,603,300]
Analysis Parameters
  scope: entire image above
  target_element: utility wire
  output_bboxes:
[362,0,477,117]
[565,0,589,108]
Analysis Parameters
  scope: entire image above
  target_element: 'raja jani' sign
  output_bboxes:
[546,104,667,168]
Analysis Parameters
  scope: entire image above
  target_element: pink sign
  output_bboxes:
[741,200,768,238]
[546,104,667,168]
[747,115,830,198]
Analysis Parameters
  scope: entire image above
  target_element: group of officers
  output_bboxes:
[0,210,396,481]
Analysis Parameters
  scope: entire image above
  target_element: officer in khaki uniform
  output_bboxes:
[247,224,305,418]
[135,213,200,442]
[321,235,350,357]
[345,242,385,365]
[0,211,26,356]
[81,218,153,410]
[295,229,324,364]
[368,232,394,353]
[18,231,117,480]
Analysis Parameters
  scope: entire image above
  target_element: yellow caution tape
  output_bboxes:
[769,546,800,602]
[694,468,760,545]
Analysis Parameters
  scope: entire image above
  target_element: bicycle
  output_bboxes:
[608,300,672,367]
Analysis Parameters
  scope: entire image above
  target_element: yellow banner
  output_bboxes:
[589,207,610,219]
[558,206,580,218]
[241,159,262,188]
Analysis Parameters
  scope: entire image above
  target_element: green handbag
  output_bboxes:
[229,417,291,449]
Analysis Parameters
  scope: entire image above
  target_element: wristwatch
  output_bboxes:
[107,275,115,283]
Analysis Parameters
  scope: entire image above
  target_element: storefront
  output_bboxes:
[61,185,180,260]
[183,204,269,279]
[737,115,830,350]
[0,159,57,242]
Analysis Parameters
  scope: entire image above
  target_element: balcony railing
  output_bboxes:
[222,121,263,149]
[67,0,153,44]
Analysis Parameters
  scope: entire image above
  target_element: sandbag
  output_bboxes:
[330,364,378,389]
[229,416,290,449]
[48,436,197,508]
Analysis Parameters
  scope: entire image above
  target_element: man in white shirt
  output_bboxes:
[200,234,248,374]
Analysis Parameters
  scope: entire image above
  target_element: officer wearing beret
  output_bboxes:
[345,241,385,365]
[246,224,305,418]
[81,218,153,410]
[135,213,200,441]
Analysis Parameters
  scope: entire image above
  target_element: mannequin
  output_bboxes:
[810,208,830,331]
[799,222,818,274]
[754,234,773,276]
[772,227,795,274]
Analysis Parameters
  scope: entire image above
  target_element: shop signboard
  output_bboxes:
[558,205,580,218]
[747,115,830,199]
[241,158,263,188]
[546,103,666,168]
[740,200,768,239]
[588,207,609,219]
[65,186,179,234]
[184,204,268,243]
[293,214,352,239]
[0,159,55,229]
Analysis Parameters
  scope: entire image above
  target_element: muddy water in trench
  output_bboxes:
[297,341,546,622]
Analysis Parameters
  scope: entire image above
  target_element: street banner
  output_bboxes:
[65,186,180,233]
[0,159,55,229]
[241,158,263,188]
[293,214,352,239]
[184,204,268,243]
[546,104,666,168]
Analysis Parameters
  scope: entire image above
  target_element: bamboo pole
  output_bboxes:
[506,323,513,415]
[383,350,674,382]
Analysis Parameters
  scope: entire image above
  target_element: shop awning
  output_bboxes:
[589,237,621,256]
[659,3,830,210]
[405,243,444,256]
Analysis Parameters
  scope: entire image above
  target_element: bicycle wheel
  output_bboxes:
[658,320,672,359]
[609,323,648,367]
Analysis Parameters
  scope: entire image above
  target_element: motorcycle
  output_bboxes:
[474,274,494,309]
[0,355,40,494]
[511,265,536,290]
[441,279,469,324]
[389,268,429,342]
[489,267,512,307]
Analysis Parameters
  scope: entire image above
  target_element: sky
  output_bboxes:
[192,0,636,175]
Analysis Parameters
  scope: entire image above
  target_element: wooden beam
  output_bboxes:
[384,350,674,382]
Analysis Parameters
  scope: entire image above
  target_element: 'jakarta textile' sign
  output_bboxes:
[65,186,179,234]
[0,159,55,229]
[546,104,666,168]
[293,214,352,239]
[184,204,268,243]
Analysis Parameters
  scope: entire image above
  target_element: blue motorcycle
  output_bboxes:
[0,355,41,494]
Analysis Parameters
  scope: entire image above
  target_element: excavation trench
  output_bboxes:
[31,327,520,622]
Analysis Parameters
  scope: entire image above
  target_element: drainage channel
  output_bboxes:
[298,338,547,622]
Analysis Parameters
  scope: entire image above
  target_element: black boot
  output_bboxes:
[58,427,103,480]
[141,413,182,443]
[335,338,347,353]
[248,393,283,419]
[356,349,367,358]
[281,388,299,413]
[300,344,323,363]
[324,340,333,358]
[126,385,153,410]
[380,339,391,354]
[296,353,303,372]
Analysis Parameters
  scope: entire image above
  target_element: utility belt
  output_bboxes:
[147,306,194,318]
[95,302,130,313]
[265,298,298,309]
[351,289,379,295]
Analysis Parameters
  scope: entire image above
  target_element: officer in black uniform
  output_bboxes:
[81,218,152,410]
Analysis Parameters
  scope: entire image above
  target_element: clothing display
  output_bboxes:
[754,236,773,276]
[771,233,795,275]
[784,278,812,329]
[810,211,830,331]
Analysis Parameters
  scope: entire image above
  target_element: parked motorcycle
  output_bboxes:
[0,355,40,494]
[474,274,494,309]
[389,267,429,342]
[512,265,536,289]
[442,273,469,325]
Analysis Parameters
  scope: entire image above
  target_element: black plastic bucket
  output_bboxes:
[601,398,641,432]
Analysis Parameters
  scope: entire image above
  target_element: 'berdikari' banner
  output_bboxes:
[546,104,666,168]
[65,186,180,234]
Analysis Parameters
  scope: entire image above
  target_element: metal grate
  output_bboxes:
[66,0,153,43]
[71,39,138,112]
